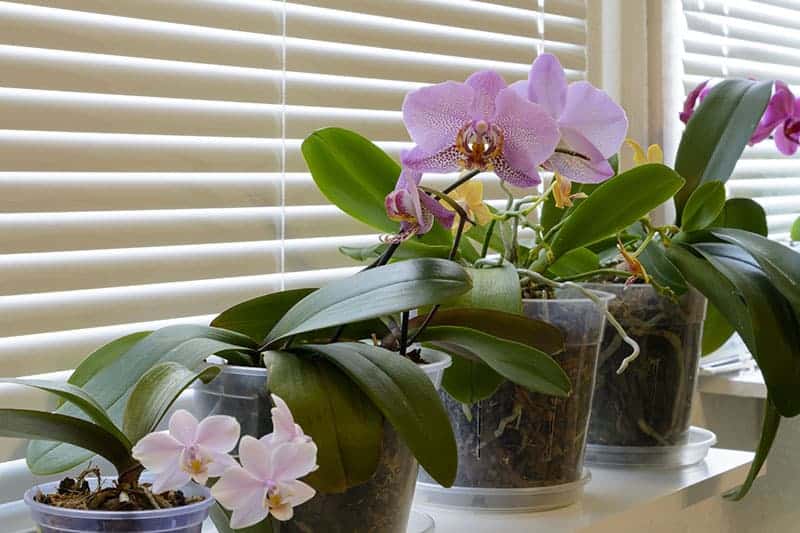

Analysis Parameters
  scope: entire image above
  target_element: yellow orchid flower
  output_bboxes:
[442,180,492,233]
[624,138,663,166]
[552,173,588,209]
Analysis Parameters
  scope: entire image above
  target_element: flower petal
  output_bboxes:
[546,151,614,184]
[204,447,239,477]
[270,503,295,522]
[751,81,795,144]
[229,487,270,530]
[525,53,567,119]
[560,81,628,158]
[151,459,191,494]
[195,415,240,453]
[401,144,461,175]
[271,441,319,482]
[419,190,455,230]
[239,435,274,481]
[168,409,199,447]
[775,120,799,155]
[680,79,709,124]
[465,70,506,120]
[491,155,541,188]
[492,87,560,184]
[212,465,267,509]
[279,480,316,508]
[269,394,298,444]
[402,81,473,154]
[131,431,184,473]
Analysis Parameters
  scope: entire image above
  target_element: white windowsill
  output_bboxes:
[3,448,756,533]
[698,368,767,400]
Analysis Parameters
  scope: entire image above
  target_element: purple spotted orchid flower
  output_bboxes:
[384,169,454,237]
[400,70,560,188]
[511,54,628,183]
[751,81,800,154]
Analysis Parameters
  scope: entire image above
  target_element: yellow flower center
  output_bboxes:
[455,121,504,170]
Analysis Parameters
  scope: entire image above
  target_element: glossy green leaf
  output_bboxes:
[441,263,522,314]
[302,127,451,246]
[266,350,384,493]
[0,410,136,475]
[681,181,726,232]
[725,396,780,501]
[548,248,600,278]
[264,259,472,346]
[712,198,768,236]
[702,302,735,356]
[674,79,773,218]
[417,326,570,397]
[0,378,129,448]
[123,363,221,444]
[28,325,258,475]
[792,217,800,241]
[212,288,315,342]
[439,355,504,404]
[339,241,450,262]
[550,164,685,258]
[541,181,602,235]
[67,332,152,390]
[298,342,458,487]
[637,240,688,295]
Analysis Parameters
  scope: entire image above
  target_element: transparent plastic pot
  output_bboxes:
[418,289,612,510]
[189,349,451,533]
[24,477,211,533]
[583,284,707,448]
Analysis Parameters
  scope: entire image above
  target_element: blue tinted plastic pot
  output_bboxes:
[24,477,212,533]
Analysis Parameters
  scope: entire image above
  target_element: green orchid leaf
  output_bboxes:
[302,127,451,246]
[296,342,458,488]
[712,198,768,236]
[28,325,258,475]
[416,326,570,398]
[212,288,316,342]
[440,263,522,314]
[264,259,472,346]
[439,354,504,404]
[725,397,780,501]
[702,302,735,356]
[681,181,726,232]
[550,164,685,258]
[548,248,600,279]
[711,228,800,318]
[540,181,601,235]
[0,378,129,448]
[123,362,221,444]
[637,240,689,295]
[339,241,451,262]
[792,217,800,241]
[266,350,384,493]
[67,332,152,390]
[674,79,773,219]
[1,410,135,475]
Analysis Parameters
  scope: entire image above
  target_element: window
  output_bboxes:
[681,0,800,240]
[0,0,590,475]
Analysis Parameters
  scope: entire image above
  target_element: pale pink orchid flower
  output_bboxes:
[212,435,319,528]
[262,394,313,447]
[132,409,239,493]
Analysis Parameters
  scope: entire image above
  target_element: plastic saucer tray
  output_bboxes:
[585,426,717,468]
[408,509,435,532]
[415,470,591,513]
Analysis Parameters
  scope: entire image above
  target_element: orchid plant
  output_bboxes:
[302,54,685,401]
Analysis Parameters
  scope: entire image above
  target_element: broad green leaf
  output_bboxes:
[792,217,800,241]
[637,240,689,295]
[441,263,522,314]
[712,228,800,318]
[681,181,726,232]
[0,410,135,475]
[264,259,472,346]
[266,350,383,493]
[212,288,315,342]
[68,332,152,389]
[123,363,221,444]
[674,79,773,218]
[339,241,450,262]
[416,326,570,398]
[712,198,768,236]
[702,303,735,356]
[725,396,780,501]
[550,164,685,258]
[0,379,129,448]
[682,243,800,416]
[297,342,458,487]
[548,248,600,278]
[302,127,451,246]
[440,354,504,404]
[541,180,603,235]
[28,325,258,475]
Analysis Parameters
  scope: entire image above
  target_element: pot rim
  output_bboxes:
[23,476,212,520]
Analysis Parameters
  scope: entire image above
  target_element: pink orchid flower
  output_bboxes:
[132,410,239,493]
[401,70,560,188]
[212,436,319,528]
[384,169,455,237]
[751,81,800,154]
[511,53,628,184]
[679,79,710,124]
[262,394,313,446]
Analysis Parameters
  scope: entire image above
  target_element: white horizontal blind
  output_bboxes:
[682,0,800,240]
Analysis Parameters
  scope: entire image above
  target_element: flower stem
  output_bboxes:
[399,311,410,356]
[480,219,497,258]
[443,169,481,194]
[554,268,634,282]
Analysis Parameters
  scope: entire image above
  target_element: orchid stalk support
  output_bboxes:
[517,269,641,374]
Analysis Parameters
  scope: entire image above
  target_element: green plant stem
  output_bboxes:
[555,268,634,282]
[480,219,497,258]
[517,269,641,373]
[443,169,481,194]
[631,230,656,258]
[399,311,410,356]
